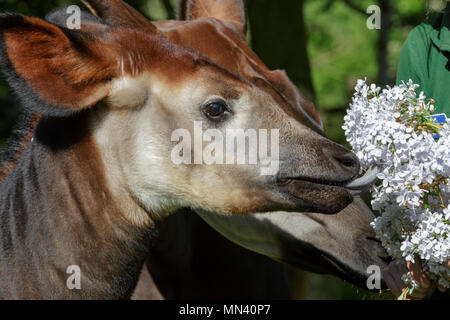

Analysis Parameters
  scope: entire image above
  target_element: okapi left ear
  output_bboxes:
[177,0,246,35]
[81,0,158,33]
[0,14,120,117]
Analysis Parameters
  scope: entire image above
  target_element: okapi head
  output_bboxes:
[0,0,385,292]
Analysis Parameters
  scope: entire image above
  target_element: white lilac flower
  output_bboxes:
[344,79,450,289]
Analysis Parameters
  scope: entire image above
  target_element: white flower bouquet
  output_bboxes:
[343,79,450,291]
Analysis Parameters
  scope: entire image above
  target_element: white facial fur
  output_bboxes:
[91,67,354,224]
[91,70,284,223]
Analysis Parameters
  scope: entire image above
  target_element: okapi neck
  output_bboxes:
[0,113,156,299]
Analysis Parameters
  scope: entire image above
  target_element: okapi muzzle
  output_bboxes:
[0,0,386,299]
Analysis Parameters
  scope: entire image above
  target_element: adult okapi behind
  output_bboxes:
[0,0,387,299]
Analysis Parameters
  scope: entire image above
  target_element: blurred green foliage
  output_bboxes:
[307,0,427,145]
[0,0,444,299]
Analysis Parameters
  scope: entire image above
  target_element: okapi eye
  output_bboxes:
[202,100,230,121]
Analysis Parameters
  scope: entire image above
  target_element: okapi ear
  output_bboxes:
[81,0,158,33]
[0,14,119,117]
[45,7,108,29]
[177,0,246,34]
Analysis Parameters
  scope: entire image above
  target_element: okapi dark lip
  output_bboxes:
[276,176,353,188]
[276,179,354,214]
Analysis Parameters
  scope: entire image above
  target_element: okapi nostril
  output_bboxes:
[342,160,356,167]
[333,153,359,170]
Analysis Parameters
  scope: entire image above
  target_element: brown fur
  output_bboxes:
[177,0,246,34]
[82,0,322,130]
[2,15,259,116]
[0,112,41,182]
[152,18,324,132]
[81,0,159,32]
[0,0,379,299]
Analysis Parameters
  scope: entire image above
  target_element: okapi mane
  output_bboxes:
[0,111,41,182]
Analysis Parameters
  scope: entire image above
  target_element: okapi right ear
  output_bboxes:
[0,14,119,117]
[177,0,246,35]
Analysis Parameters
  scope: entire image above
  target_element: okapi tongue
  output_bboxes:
[345,165,381,195]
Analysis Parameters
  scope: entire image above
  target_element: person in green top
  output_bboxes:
[396,2,450,116]
[382,1,450,300]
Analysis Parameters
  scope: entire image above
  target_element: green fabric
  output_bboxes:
[396,6,450,300]
[396,3,450,116]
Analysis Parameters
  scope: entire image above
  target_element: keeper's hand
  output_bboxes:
[382,258,450,299]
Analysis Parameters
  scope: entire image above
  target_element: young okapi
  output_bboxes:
[0,0,384,299]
